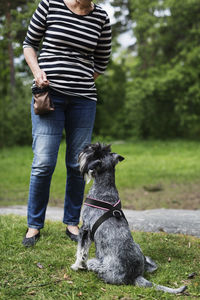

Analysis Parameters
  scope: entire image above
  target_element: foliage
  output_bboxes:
[0,0,200,146]
[123,0,200,138]
[0,214,200,299]
[95,0,200,139]
[0,0,37,147]
[0,85,32,148]
[94,58,127,139]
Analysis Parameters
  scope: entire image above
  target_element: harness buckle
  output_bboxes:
[113,209,122,219]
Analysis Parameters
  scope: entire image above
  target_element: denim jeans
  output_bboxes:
[27,93,96,229]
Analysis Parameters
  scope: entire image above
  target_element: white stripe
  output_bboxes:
[48,13,102,29]
[38,1,48,15]
[44,37,95,51]
[28,26,43,37]
[39,61,92,72]
[49,79,93,85]
[94,48,111,53]
[30,20,45,31]
[49,24,100,40]
[43,66,92,76]
[47,74,93,80]
[27,32,41,41]
[51,20,101,36]
[94,54,110,59]
[50,82,94,91]
[34,9,46,23]
[42,0,49,7]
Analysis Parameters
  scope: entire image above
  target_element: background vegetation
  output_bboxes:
[0,0,200,147]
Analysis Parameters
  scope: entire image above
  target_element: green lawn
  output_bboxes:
[1,140,200,209]
[0,215,199,300]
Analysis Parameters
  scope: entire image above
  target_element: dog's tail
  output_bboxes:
[134,276,187,294]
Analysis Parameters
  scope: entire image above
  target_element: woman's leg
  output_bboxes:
[27,97,65,231]
[63,97,96,227]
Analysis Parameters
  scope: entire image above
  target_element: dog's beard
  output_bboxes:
[79,151,87,174]
[84,169,93,184]
[79,151,93,184]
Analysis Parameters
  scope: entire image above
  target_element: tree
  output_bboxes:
[0,0,28,93]
[124,0,200,138]
[0,0,35,147]
[94,57,127,139]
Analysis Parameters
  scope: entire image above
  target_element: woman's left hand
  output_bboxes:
[94,72,100,80]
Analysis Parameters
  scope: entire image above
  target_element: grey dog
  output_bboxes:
[71,143,187,294]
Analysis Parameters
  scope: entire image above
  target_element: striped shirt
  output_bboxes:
[23,0,112,101]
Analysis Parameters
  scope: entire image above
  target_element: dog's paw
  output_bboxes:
[87,258,100,271]
[71,263,79,271]
[145,256,158,273]
[71,262,87,271]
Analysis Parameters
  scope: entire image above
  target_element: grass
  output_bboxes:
[1,140,200,209]
[0,215,200,300]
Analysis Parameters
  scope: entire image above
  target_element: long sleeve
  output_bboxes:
[23,0,49,51]
[93,14,112,74]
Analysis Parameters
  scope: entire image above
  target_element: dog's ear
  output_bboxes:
[112,153,125,165]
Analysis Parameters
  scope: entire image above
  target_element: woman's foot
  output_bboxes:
[66,225,79,242]
[26,228,40,238]
[22,228,40,247]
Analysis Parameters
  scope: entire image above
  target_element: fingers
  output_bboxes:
[94,72,100,81]
[34,70,49,88]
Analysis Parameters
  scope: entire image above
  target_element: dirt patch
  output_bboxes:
[48,181,200,210]
[120,182,200,210]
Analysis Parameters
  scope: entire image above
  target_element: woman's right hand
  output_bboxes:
[23,48,49,88]
[34,69,49,88]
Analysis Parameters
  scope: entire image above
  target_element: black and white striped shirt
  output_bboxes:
[23,0,112,101]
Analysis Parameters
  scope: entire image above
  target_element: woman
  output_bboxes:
[22,0,111,246]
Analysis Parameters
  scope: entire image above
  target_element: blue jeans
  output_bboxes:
[27,93,96,229]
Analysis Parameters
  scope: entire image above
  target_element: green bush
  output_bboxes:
[0,83,32,147]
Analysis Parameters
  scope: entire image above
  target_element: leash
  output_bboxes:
[84,196,128,241]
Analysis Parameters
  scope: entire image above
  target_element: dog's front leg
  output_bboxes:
[71,226,91,271]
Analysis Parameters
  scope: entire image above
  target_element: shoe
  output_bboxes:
[22,229,40,247]
[66,228,78,242]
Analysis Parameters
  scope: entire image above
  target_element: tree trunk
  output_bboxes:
[6,1,15,95]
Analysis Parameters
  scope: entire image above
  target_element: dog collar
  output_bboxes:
[84,197,128,240]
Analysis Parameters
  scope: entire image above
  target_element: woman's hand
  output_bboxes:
[33,69,50,88]
[94,72,100,81]
[23,47,49,88]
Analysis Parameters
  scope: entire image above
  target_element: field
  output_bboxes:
[1,140,200,209]
[0,215,200,300]
[1,141,200,299]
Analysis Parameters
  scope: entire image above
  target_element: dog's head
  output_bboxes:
[78,143,124,183]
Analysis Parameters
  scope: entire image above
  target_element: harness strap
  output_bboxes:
[85,197,121,211]
[85,197,128,241]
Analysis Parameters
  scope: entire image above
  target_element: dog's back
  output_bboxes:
[82,205,145,284]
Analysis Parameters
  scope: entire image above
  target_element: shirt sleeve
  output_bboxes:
[93,14,112,74]
[23,0,49,51]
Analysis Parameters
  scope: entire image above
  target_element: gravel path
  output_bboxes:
[0,205,200,238]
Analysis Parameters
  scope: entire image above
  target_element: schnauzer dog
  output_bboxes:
[71,143,187,294]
